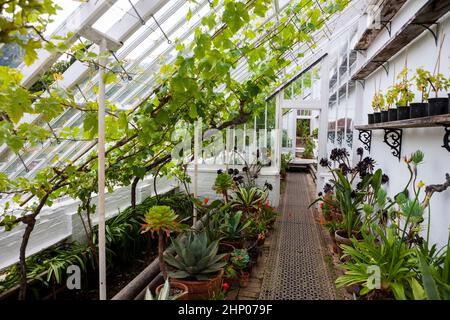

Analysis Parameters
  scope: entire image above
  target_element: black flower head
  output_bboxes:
[339,163,350,175]
[357,147,364,156]
[356,181,364,190]
[319,158,330,167]
[265,182,273,191]
[318,192,323,197]
[323,183,333,194]
[228,168,234,175]
[242,166,248,172]
[350,190,357,198]
[233,176,238,181]
[233,169,239,175]
[217,169,223,174]
[381,174,389,184]
[330,148,349,162]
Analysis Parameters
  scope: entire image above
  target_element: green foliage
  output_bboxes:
[142,205,187,235]
[213,173,234,201]
[230,249,250,269]
[144,278,185,300]
[164,231,227,280]
[220,211,252,240]
[336,225,423,300]
[229,187,267,215]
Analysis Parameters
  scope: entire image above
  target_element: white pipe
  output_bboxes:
[97,38,107,300]
[193,118,201,226]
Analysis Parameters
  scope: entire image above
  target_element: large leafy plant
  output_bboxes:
[336,224,424,300]
[220,211,252,241]
[229,187,268,216]
[164,231,227,280]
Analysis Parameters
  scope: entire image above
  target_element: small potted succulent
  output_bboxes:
[147,278,189,300]
[411,67,430,118]
[395,67,415,119]
[427,71,449,115]
[371,91,384,123]
[230,249,250,288]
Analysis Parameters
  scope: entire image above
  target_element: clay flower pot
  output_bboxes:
[155,281,189,300]
[238,271,250,288]
[173,269,224,300]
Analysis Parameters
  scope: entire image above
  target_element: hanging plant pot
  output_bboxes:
[428,97,449,115]
[397,106,410,120]
[388,109,397,122]
[373,112,381,123]
[381,110,389,122]
[410,102,428,118]
[368,114,374,124]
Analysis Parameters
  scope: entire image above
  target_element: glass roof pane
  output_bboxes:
[44,0,83,36]
[92,0,141,34]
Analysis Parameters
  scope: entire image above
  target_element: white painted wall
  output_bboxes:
[355,4,450,247]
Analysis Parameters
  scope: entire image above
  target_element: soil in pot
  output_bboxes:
[428,97,449,115]
[173,269,224,300]
[373,112,381,123]
[397,106,410,120]
[388,108,397,121]
[381,110,389,122]
[155,281,189,300]
[410,102,428,118]
[368,114,374,124]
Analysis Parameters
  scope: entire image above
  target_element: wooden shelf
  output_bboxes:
[355,114,450,130]
[354,0,407,51]
[352,0,450,80]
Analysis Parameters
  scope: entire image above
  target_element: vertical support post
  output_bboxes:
[275,93,282,172]
[193,118,201,226]
[317,56,330,195]
[97,38,107,301]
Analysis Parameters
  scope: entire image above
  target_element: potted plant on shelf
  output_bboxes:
[164,231,227,300]
[393,67,415,120]
[427,71,449,115]
[411,67,430,118]
[230,249,250,288]
[371,91,384,123]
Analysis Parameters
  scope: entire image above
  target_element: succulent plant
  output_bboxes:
[230,249,250,270]
[220,211,251,240]
[164,231,227,280]
[213,172,234,202]
[142,205,187,279]
[144,278,185,300]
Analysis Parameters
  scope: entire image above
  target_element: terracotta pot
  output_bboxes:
[173,269,224,300]
[334,229,362,246]
[238,271,250,288]
[155,281,189,300]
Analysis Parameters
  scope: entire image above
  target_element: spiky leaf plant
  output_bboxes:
[164,231,227,280]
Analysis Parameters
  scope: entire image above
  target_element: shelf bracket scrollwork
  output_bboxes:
[357,129,372,153]
[442,125,450,153]
[383,129,402,161]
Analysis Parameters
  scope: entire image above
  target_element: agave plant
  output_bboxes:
[142,205,187,279]
[164,231,227,280]
[213,172,234,202]
[230,187,268,216]
[220,211,252,240]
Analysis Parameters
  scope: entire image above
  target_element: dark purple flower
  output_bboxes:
[319,158,330,167]
[228,168,234,175]
[381,174,389,184]
[217,169,223,174]
[339,163,350,175]
[356,147,363,156]
[242,166,248,172]
[233,169,239,175]
[318,192,323,197]
[323,183,333,194]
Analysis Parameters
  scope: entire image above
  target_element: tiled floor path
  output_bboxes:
[229,172,341,300]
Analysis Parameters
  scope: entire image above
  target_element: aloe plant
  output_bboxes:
[164,231,227,280]
[230,187,268,215]
[220,211,252,240]
[144,278,185,300]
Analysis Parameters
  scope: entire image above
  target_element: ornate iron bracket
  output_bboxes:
[356,79,365,89]
[383,129,402,161]
[412,23,438,46]
[346,132,353,149]
[442,125,450,152]
[374,60,389,76]
[327,131,335,143]
[380,20,392,37]
[358,129,372,152]
[337,130,343,145]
